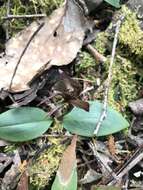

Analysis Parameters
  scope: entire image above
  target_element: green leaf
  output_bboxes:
[63,101,129,137]
[52,136,77,190]
[0,107,52,142]
[52,166,77,190]
[104,0,120,8]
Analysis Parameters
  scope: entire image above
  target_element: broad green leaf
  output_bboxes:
[104,0,120,8]
[63,101,129,137]
[0,107,52,142]
[52,136,77,190]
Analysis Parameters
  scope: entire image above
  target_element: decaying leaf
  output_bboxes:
[52,135,77,190]
[0,154,13,174]
[16,171,29,190]
[52,69,89,111]
[1,151,21,190]
[0,0,89,92]
[80,169,102,184]
[107,135,116,156]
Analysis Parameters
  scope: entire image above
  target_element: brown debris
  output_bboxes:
[0,0,90,92]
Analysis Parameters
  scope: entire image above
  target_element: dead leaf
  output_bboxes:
[129,99,143,115]
[107,135,116,156]
[16,171,29,190]
[80,169,102,184]
[1,151,21,190]
[52,69,89,111]
[0,154,13,173]
[0,0,89,92]
[58,135,77,184]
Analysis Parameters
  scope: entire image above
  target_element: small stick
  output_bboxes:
[89,142,120,182]
[107,146,143,185]
[94,18,123,135]
[80,86,94,95]
[86,44,107,63]
[5,0,10,40]
[2,14,46,20]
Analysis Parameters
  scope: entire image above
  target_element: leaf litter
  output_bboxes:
[0,0,91,92]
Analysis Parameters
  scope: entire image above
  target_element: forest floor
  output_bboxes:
[0,0,143,190]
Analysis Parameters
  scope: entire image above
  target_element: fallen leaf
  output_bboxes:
[0,153,13,173]
[0,0,89,92]
[107,135,116,156]
[1,151,21,190]
[52,135,77,190]
[80,169,102,184]
[52,69,89,111]
[129,99,143,115]
[16,171,29,190]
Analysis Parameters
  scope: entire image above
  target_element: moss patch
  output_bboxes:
[0,0,63,36]
[119,6,143,60]
[78,6,143,113]
[29,137,65,189]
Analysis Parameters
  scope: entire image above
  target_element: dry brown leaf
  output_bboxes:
[0,0,88,92]
[107,135,116,156]
[16,171,29,190]
[58,135,77,183]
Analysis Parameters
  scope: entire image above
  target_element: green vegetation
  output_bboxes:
[0,0,63,35]
[30,137,65,189]
[79,6,143,112]
[0,0,142,189]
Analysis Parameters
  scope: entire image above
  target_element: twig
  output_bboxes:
[86,44,107,63]
[78,159,96,168]
[80,86,94,95]
[2,14,46,19]
[107,146,143,185]
[73,77,95,83]
[94,18,123,135]
[9,22,45,90]
[5,0,10,40]
[89,142,120,182]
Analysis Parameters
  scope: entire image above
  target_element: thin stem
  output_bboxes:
[94,18,123,135]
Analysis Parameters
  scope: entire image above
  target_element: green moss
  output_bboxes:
[78,6,143,112]
[78,51,97,80]
[94,32,109,55]
[119,6,143,59]
[107,57,140,110]
[29,121,65,189]
[30,137,65,189]
[0,0,63,35]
